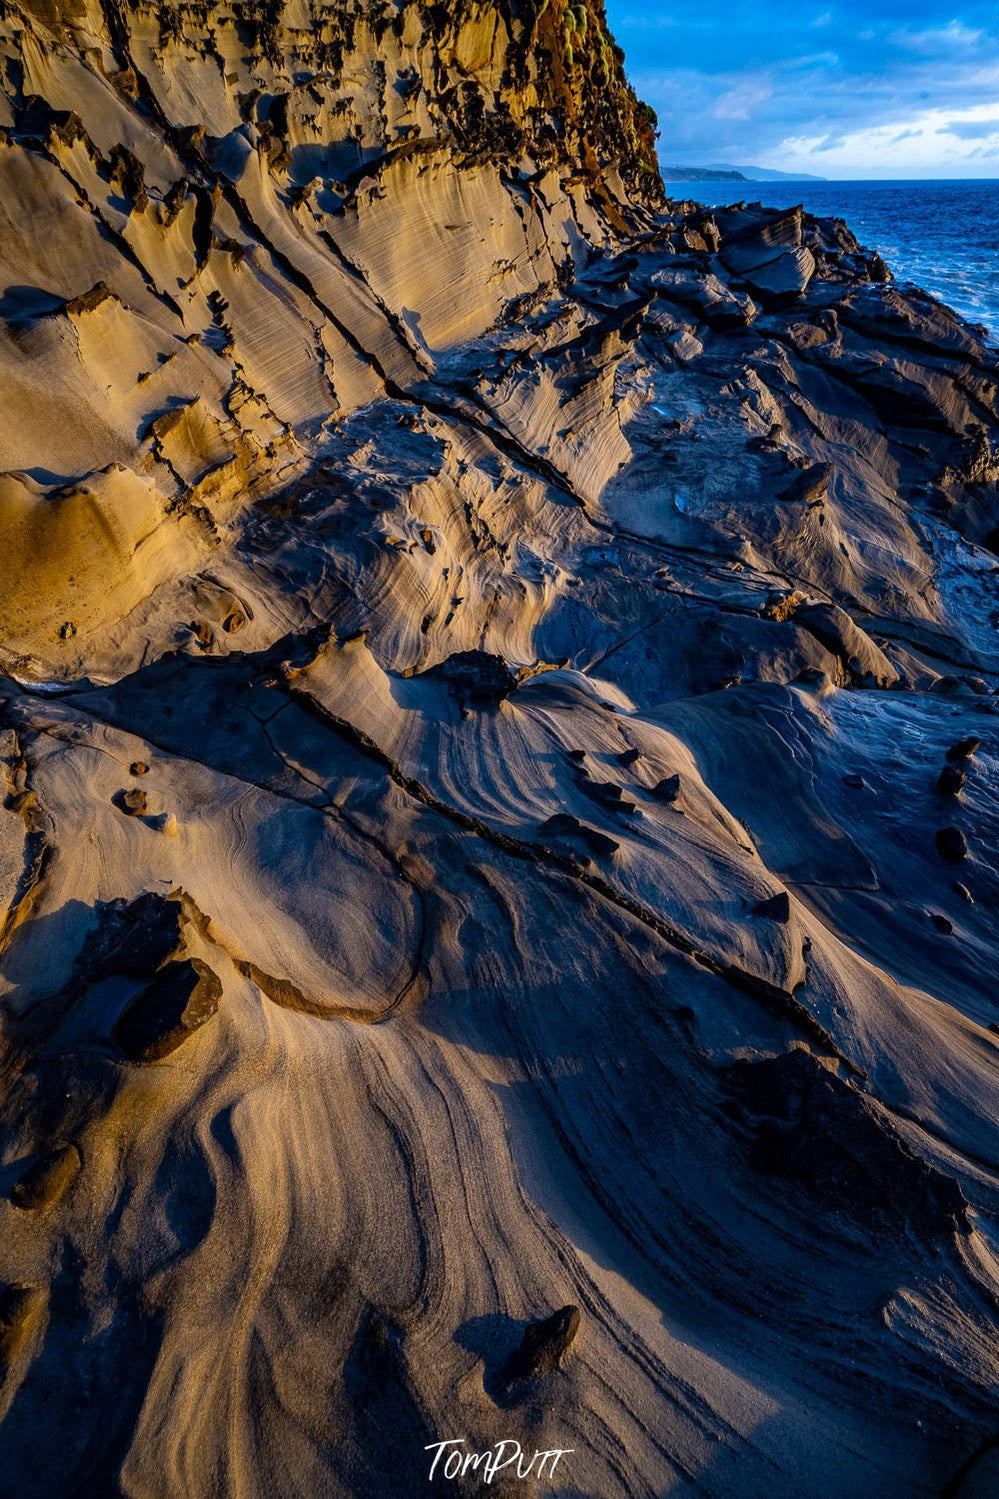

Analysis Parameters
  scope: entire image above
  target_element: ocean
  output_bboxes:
[672,178,999,343]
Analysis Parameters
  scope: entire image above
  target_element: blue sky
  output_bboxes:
[603,0,999,176]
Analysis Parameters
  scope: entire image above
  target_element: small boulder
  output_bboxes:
[422,650,517,704]
[501,1305,581,1387]
[935,764,965,796]
[616,747,642,768]
[541,813,579,840]
[936,827,968,863]
[652,774,681,803]
[580,779,637,813]
[777,464,831,507]
[115,788,147,816]
[946,737,981,763]
[80,892,187,981]
[539,814,619,860]
[112,958,222,1062]
[752,891,791,924]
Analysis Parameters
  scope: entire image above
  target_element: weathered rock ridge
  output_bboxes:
[0,3,998,1498]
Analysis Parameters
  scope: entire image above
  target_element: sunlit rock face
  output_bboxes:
[1,3,999,1497]
[0,0,663,677]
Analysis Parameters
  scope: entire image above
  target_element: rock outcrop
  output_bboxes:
[0,2,998,1497]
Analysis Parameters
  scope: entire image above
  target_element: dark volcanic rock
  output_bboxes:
[777,463,831,506]
[112,958,222,1062]
[539,813,619,859]
[579,778,638,813]
[946,737,981,762]
[752,891,791,924]
[936,764,966,796]
[588,779,624,802]
[936,827,969,863]
[76,892,188,984]
[420,651,518,704]
[501,1305,581,1386]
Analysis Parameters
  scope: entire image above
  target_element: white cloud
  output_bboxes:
[892,20,983,52]
[776,100,999,175]
[713,82,774,120]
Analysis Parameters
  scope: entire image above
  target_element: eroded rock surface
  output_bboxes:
[0,1,998,1496]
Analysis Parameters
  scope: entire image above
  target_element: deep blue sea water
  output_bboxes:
[673,179,999,342]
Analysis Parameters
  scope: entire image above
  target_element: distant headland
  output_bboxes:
[661,163,828,182]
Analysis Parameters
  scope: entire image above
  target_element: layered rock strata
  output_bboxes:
[1,3,998,1497]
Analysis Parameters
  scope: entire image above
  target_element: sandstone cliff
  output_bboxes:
[1,4,998,1498]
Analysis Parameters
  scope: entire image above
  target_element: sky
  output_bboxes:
[602,0,999,177]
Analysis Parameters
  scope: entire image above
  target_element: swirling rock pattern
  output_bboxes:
[0,2,998,1496]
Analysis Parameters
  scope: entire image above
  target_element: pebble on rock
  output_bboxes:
[501,1305,581,1386]
[116,788,148,816]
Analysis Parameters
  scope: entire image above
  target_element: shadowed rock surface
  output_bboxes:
[0,1,998,1496]
[9,1143,81,1211]
[0,1286,44,1369]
